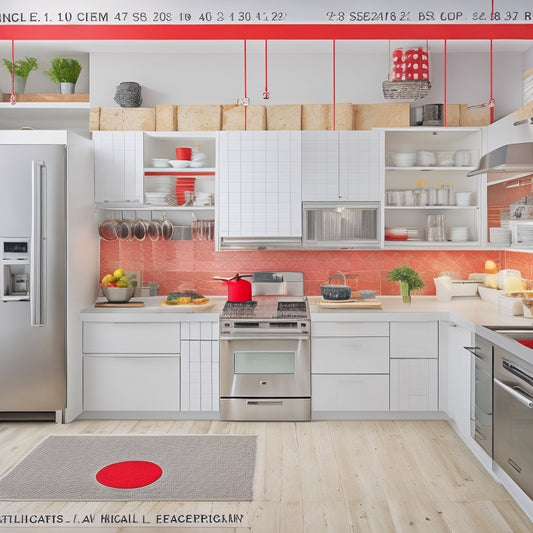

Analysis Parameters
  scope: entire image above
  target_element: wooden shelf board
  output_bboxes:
[2,93,89,103]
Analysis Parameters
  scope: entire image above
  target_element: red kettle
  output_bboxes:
[214,274,252,302]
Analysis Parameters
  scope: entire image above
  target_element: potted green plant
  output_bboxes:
[387,264,424,303]
[2,56,38,94]
[44,57,82,94]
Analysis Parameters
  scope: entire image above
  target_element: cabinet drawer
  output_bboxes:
[83,322,180,354]
[83,356,180,411]
[312,337,389,373]
[389,321,438,358]
[312,374,389,411]
[312,321,389,337]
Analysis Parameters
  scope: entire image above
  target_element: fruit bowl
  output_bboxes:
[102,286,135,303]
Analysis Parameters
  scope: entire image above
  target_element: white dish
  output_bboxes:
[189,161,205,168]
[169,160,191,168]
[151,158,169,167]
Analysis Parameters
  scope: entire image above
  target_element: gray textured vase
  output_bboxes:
[14,76,26,94]
[60,82,75,94]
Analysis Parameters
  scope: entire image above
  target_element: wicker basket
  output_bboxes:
[382,80,431,101]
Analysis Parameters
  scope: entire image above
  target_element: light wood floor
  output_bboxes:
[0,419,531,532]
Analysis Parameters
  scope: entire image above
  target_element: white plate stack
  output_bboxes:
[524,69,533,105]
[447,226,469,242]
[455,191,473,206]
[517,225,533,245]
[489,227,512,245]
[144,192,169,205]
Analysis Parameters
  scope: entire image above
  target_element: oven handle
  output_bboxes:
[494,378,533,408]
[220,334,310,341]
[246,400,284,406]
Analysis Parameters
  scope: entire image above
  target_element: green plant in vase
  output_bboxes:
[2,56,38,94]
[44,58,82,94]
[387,264,424,303]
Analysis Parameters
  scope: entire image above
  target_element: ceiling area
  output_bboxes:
[1,39,532,56]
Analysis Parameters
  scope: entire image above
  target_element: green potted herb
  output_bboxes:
[2,56,38,94]
[44,58,82,94]
[387,264,424,303]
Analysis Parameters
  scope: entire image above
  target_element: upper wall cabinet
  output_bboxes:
[217,131,302,249]
[301,130,383,202]
[94,131,144,204]
[382,127,484,248]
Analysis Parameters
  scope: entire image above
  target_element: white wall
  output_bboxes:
[89,49,524,120]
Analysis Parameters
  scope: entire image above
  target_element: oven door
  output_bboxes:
[219,334,310,398]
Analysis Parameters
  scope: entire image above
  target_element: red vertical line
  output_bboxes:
[264,39,269,98]
[332,39,336,131]
[243,39,247,130]
[443,40,447,126]
[490,39,495,123]
[10,40,16,104]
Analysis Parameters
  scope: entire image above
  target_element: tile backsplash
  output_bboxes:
[99,240,526,297]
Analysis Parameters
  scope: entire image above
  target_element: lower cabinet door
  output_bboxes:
[312,374,389,411]
[83,356,180,411]
[390,358,438,411]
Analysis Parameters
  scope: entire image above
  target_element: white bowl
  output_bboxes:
[169,160,191,168]
[102,286,135,303]
[151,158,169,168]
[391,152,416,167]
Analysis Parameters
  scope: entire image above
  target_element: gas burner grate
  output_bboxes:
[222,300,258,317]
[276,300,308,318]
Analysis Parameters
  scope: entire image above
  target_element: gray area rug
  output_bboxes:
[0,434,256,501]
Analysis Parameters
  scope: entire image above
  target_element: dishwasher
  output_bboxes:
[493,337,533,499]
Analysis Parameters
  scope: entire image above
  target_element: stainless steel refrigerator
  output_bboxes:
[0,143,67,418]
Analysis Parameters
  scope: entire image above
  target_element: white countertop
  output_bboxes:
[81,294,533,364]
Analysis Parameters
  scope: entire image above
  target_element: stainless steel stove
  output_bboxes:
[219,272,311,421]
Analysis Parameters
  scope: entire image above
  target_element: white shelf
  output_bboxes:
[386,166,475,171]
[0,102,90,110]
[385,205,479,210]
[96,203,214,212]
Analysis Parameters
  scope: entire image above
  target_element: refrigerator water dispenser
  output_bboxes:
[1,239,30,300]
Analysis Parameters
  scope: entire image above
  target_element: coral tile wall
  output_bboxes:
[100,240,518,297]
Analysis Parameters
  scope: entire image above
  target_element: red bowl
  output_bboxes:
[175,147,192,160]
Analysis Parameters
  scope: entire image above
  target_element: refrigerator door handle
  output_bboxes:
[31,161,46,327]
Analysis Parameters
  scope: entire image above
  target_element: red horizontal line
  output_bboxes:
[145,171,215,176]
[1,23,532,41]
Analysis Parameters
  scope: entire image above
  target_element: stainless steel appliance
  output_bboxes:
[0,143,67,419]
[464,335,493,457]
[219,271,311,421]
[493,336,533,499]
[302,202,380,249]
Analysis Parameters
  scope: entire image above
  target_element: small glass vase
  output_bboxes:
[400,281,411,304]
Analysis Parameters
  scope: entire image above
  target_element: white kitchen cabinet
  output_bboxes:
[83,356,180,411]
[389,321,439,411]
[93,131,144,204]
[301,130,382,201]
[180,321,219,412]
[312,374,390,411]
[381,127,484,248]
[311,320,389,413]
[442,321,474,440]
[390,358,438,411]
[217,131,302,243]
[82,321,181,414]
[389,321,439,358]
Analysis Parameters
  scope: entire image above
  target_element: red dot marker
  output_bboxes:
[96,460,162,489]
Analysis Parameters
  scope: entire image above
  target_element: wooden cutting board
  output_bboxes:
[319,299,382,309]
[95,301,145,308]
[2,93,89,102]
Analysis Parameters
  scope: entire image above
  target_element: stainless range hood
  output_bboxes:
[467,142,533,183]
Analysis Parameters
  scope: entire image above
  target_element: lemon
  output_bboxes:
[101,274,115,285]
[113,267,125,279]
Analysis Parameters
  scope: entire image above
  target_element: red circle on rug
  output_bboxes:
[96,461,162,489]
